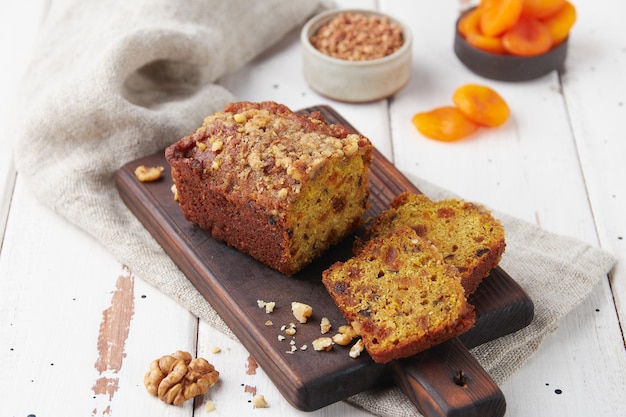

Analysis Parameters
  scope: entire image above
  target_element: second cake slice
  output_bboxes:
[359,192,506,294]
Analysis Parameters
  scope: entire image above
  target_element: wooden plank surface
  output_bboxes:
[1,0,625,416]
[115,114,533,411]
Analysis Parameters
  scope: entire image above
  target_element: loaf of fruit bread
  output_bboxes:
[359,192,505,294]
[165,101,374,275]
[322,227,475,364]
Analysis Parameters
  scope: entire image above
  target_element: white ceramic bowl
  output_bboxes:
[301,9,413,103]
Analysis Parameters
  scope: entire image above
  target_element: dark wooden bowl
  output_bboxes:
[454,8,569,81]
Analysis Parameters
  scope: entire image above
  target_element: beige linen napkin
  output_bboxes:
[10,1,616,416]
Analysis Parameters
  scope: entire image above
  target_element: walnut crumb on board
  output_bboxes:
[312,337,333,351]
[291,302,313,323]
[320,317,332,334]
[134,165,164,182]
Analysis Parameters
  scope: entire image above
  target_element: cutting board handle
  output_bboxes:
[392,337,506,417]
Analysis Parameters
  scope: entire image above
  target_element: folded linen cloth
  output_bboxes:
[10,1,617,416]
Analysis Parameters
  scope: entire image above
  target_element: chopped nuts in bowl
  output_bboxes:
[301,9,413,103]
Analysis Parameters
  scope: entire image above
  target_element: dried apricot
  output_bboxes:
[521,0,565,19]
[466,32,507,55]
[480,0,524,37]
[412,106,479,142]
[502,18,553,56]
[541,1,576,45]
[459,8,507,54]
[452,84,510,127]
[458,7,482,38]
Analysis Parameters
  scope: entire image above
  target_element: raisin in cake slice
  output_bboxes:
[360,192,505,294]
[322,227,475,364]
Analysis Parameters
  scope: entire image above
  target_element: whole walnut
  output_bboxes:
[144,350,219,406]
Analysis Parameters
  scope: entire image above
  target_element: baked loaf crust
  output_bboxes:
[322,227,475,363]
[165,101,373,275]
[359,192,506,294]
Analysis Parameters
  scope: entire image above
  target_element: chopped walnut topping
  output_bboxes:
[312,337,334,352]
[233,113,247,123]
[310,12,404,61]
[135,165,164,182]
[144,350,219,406]
[211,139,223,152]
[277,187,289,199]
[291,302,313,324]
[349,339,365,358]
[343,140,359,157]
[188,104,370,202]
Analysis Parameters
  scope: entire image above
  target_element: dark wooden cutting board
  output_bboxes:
[115,105,533,416]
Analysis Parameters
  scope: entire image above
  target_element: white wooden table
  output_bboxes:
[1,1,625,416]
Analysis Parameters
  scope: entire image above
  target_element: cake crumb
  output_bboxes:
[210,346,221,354]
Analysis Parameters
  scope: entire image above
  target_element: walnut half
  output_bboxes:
[144,350,219,406]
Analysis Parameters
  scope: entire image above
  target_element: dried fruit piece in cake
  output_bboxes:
[323,227,475,364]
[359,192,505,295]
